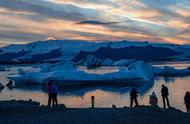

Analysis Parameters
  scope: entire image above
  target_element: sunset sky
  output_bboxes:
[0,0,190,46]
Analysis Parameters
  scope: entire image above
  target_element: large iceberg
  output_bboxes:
[74,54,134,67]
[113,59,133,66]
[75,54,115,68]
[9,61,154,86]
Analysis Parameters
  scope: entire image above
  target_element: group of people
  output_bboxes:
[47,80,58,107]
[46,81,190,112]
[130,84,190,112]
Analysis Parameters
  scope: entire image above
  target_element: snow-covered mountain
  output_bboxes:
[0,40,106,63]
[0,40,190,63]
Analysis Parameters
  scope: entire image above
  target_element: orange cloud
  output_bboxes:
[166,20,189,30]
[48,0,113,9]
[170,5,190,17]
[0,0,190,46]
[163,37,189,44]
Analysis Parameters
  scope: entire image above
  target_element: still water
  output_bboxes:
[0,62,190,111]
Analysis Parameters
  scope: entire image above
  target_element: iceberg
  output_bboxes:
[0,82,4,91]
[154,66,190,76]
[9,61,154,86]
[76,54,103,68]
[75,54,115,68]
[0,66,6,71]
[113,59,134,66]
[18,68,25,75]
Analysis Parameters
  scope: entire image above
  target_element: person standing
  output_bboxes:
[6,80,15,89]
[149,92,158,107]
[47,80,53,107]
[130,88,139,107]
[161,85,170,108]
[184,91,190,112]
[52,82,58,107]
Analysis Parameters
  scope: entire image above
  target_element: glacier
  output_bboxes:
[9,61,155,86]
[8,59,190,87]
[1,40,190,63]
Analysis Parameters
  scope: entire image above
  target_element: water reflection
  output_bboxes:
[0,64,190,111]
[137,79,154,95]
[163,77,175,83]
[5,79,154,97]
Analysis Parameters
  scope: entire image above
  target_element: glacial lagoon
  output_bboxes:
[0,61,190,111]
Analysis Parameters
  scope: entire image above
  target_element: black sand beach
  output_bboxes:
[0,100,190,124]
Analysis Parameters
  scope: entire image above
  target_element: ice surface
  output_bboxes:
[9,61,155,85]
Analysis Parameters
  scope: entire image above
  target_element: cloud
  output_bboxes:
[76,20,119,25]
[48,0,118,9]
[0,0,190,46]
[0,0,92,21]
[0,31,46,41]
[176,25,190,39]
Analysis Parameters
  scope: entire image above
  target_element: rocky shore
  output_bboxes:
[0,100,190,124]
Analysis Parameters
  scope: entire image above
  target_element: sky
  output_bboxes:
[0,0,190,47]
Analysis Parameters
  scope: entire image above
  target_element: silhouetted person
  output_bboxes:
[149,92,158,107]
[161,85,170,108]
[184,91,190,112]
[52,82,58,107]
[6,80,14,89]
[47,80,53,107]
[130,88,139,107]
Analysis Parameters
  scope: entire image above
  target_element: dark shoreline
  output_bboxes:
[0,100,190,124]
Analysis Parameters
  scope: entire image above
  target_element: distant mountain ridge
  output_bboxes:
[0,40,190,64]
[73,45,181,62]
